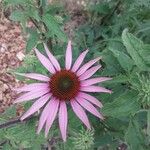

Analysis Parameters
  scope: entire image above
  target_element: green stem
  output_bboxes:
[0,115,37,129]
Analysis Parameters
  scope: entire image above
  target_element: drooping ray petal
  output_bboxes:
[65,41,72,70]
[34,48,55,74]
[76,97,104,120]
[37,100,52,134]
[15,73,50,82]
[81,86,112,93]
[14,83,49,93]
[78,92,103,108]
[81,77,112,86]
[71,50,88,72]
[70,100,91,129]
[77,57,101,76]
[45,98,59,137]
[44,43,61,71]
[59,101,68,142]
[79,65,101,81]
[14,88,50,103]
[21,93,51,120]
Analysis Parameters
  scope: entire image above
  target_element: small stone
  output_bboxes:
[16,51,25,61]
[0,43,7,53]
[10,60,16,65]
[3,97,7,102]
[6,94,10,99]
[0,91,3,100]
[3,84,9,90]
[3,63,7,67]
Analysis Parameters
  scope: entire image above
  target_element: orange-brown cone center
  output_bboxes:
[49,69,80,100]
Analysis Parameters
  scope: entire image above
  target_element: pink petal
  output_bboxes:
[37,100,52,134]
[79,65,101,80]
[59,101,68,142]
[34,48,55,74]
[77,57,101,76]
[65,41,72,70]
[15,73,50,82]
[45,98,59,137]
[14,83,49,93]
[81,86,112,93]
[71,50,88,72]
[70,99,91,129]
[14,88,50,103]
[76,97,104,120]
[81,77,112,86]
[21,93,51,120]
[44,43,61,71]
[78,92,103,108]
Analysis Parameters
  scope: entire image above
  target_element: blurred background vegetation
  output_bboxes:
[0,0,150,149]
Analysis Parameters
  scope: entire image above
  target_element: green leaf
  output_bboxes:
[42,13,67,42]
[26,29,39,53]
[88,3,110,14]
[27,8,41,22]
[147,110,150,136]
[2,142,15,150]
[122,29,149,71]
[9,10,28,32]
[102,91,140,118]
[2,118,48,149]
[95,50,123,76]
[10,10,27,22]
[139,44,150,65]
[3,0,32,7]
[95,133,113,147]
[109,47,134,71]
[1,105,17,120]
[125,118,145,150]
[108,74,129,84]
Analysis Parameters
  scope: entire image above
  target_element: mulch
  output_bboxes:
[0,18,25,113]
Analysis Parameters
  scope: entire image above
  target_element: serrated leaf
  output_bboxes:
[26,7,41,22]
[95,50,123,76]
[108,74,128,84]
[88,3,110,14]
[2,142,15,150]
[102,91,140,118]
[3,118,48,149]
[42,14,67,42]
[26,29,39,52]
[95,133,113,147]
[139,44,150,65]
[122,29,149,71]
[10,10,27,22]
[1,105,17,120]
[109,47,134,71]
[125,118,145,150]
[4,0,32,7]
[147,110,150,136]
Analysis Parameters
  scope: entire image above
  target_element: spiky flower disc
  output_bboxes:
[14,41,112,141]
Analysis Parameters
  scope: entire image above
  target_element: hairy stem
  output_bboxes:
[0,115,37,129]
[100,0,122,25]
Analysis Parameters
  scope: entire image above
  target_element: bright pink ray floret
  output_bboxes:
[14,41,112,141]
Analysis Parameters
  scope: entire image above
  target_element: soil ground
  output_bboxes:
[0,17,25,113]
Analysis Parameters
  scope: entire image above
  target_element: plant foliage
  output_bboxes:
[0,0,150,149]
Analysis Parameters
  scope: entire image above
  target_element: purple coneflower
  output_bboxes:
[14,41,112,141]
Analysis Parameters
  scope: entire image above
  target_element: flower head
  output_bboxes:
[14,41,112,141]
[131,73,150,108]
[72,128,94,150]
